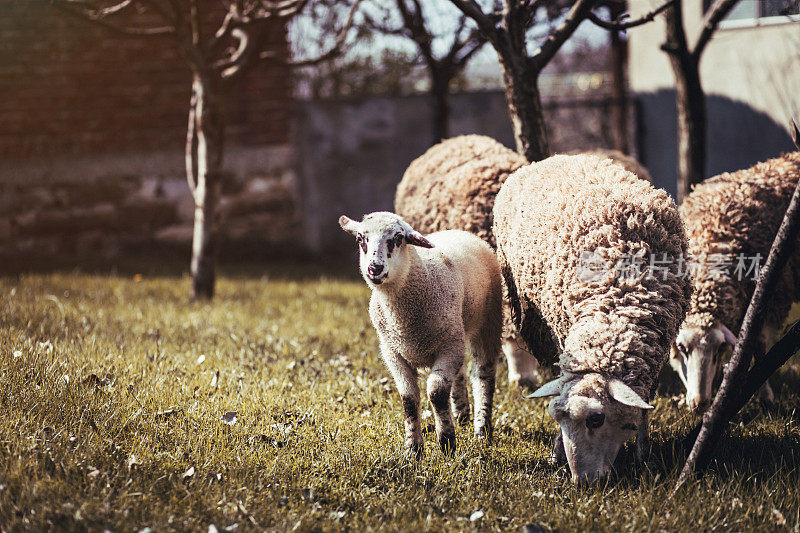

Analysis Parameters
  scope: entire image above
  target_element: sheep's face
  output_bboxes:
[670,319,736,412]
[339,212,433,289]
[528,372,652,485]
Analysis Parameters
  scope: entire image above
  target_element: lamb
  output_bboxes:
[493,154,691,484]
[339,211,503,457]
[394,135,540,387]
[670,151,800,411]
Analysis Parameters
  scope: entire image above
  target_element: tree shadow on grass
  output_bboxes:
[0,247,360,283]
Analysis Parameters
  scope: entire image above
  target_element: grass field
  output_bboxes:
[2,260,800,531]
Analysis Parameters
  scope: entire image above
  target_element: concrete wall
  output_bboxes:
[293,91,516,255]
[293,89,631,255]
[628,0,799,197]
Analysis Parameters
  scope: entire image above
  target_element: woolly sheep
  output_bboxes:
[494,154,691,484]
[671,151,800,411]
[394,135,540,387]
[339,211,503,457]
[565,149,652,182]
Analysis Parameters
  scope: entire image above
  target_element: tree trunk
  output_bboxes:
[609,27,629,153]
[186,72,224,300]
[430,72,450,144]
[664,6,706,201]
[671,56,706,202]
[499,59,549,162]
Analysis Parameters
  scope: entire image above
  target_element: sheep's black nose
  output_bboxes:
[368,263,384,276]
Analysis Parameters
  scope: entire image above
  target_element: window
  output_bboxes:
[704,0,800,27]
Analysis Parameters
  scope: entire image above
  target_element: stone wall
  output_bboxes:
[0,145,298,261]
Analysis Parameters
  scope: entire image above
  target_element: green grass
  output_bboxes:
[1,261,799,531]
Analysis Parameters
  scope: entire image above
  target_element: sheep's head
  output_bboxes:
[527,372,652,485]
[670,315,736,412]
[339,212,433,289]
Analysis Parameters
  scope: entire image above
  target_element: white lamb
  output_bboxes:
[339,212,503,456]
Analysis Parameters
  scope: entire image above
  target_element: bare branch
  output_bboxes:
[255,0,310,18]
[206,8,237,52]
[216,27,250,77]
[448,0,498,41]
[660,0,689,58]
[52,0,176,35]
[529,0,594,72]
[262,0,363,68]
[693,0,741,59]
[453,33,486,67]
[587,0,675,31]
[793,118,800,149]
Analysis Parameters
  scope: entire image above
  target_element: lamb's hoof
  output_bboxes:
[438,431,456,455]
[404,442,424,460]
[474,424,492,443]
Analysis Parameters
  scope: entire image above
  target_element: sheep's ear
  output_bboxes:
[608,379,653,410]
[524,378,563,399]
[720,323,738,347]
[405,230,434,249]
[339,215,360,237]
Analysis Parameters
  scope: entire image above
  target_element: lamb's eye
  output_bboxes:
[676,343,688,356]
[357,235,367,253]
[586,413,605,429]
[394,234,403,247]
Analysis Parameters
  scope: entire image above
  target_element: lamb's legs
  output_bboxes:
[428,347,463,455]
[635,411,650,464]
[384,354,423,458]
[471,348,497,442]
[450,364,470,426]
[503,339,539,388]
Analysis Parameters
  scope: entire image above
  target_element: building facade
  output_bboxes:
[628,0,799,197]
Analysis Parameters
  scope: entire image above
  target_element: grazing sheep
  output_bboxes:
[565,149,652,182]
[394,134,540,387]
[494,154,691,484]
[339,212,502,457]
[671,151,800,411]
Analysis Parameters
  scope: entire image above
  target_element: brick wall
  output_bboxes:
[0,0,290,158]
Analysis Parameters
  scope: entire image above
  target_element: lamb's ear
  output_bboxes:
[524,378,563,399]
[405,230,434,249]
[339,215,360,237]
[608,379,653,410]
[720,323,738,347]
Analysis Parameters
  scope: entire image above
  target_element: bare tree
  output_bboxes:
[446,0,674,162]
[660,0,741,201]
[53,0,360,299]
[362,0,487,143]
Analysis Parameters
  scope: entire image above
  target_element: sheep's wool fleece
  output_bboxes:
[395,135,527,248]
[681,151,800,332]
[494,155,691,398]
[565,149,652,183]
